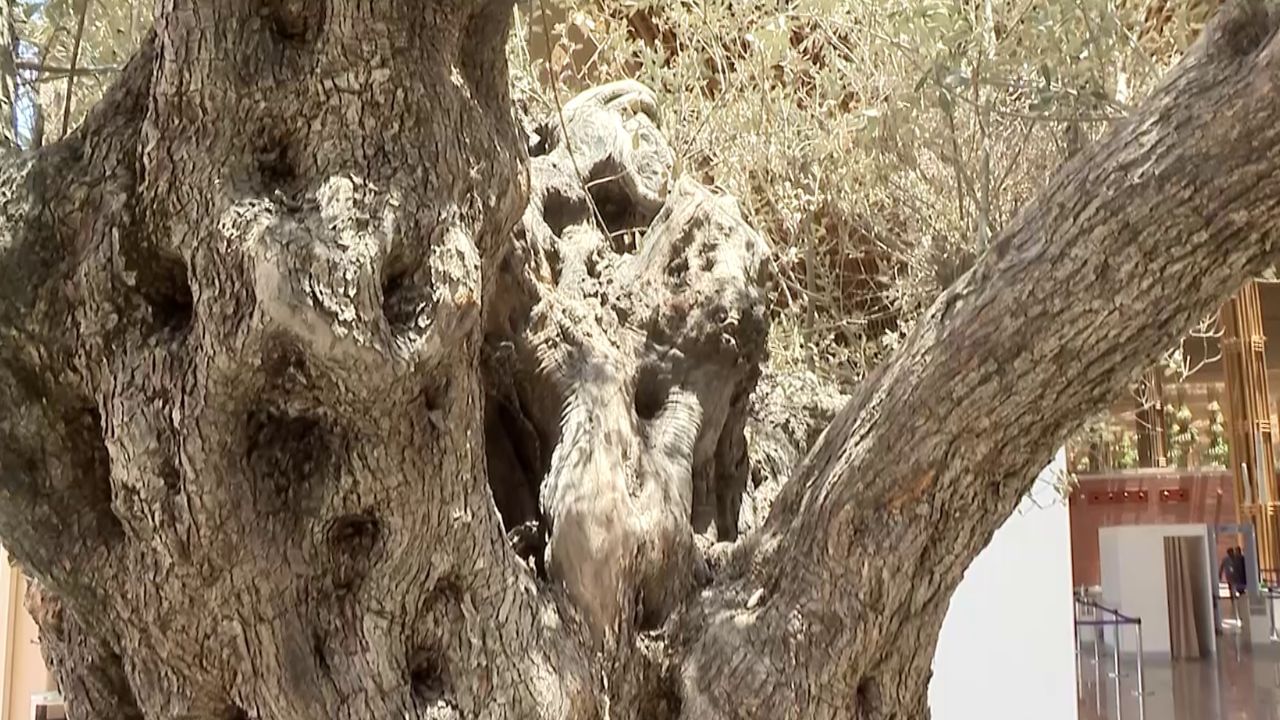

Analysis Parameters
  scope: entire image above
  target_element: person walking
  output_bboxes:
[1220,547,1244,628]
[1221,547,1240,595]
[1233,546,1249,597]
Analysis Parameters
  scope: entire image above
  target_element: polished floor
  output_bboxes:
[1079,597,1280,720]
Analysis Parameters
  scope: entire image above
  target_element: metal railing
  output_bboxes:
[1075,591,1146,720]
[1252,569,1280,641]
[1261,585,1280,643]
[1260,567,1280,590]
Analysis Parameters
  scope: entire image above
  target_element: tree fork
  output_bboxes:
[676,2,1280,717]
[0,1,1279,719]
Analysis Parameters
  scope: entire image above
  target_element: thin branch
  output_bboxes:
[534,0,609,234]
[991,119,1037,200]
[22,26,71,150]
[16,60,119,77]
[59,0,90,139]
[938,81,1123,124]
[0,0,16,149]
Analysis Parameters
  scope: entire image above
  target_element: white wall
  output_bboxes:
[1097,523,1214,656]
[929,451,1078,720]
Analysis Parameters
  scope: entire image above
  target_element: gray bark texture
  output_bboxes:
[1,1,1279,718]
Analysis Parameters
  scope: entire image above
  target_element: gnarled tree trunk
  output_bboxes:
[2,1,1280,718]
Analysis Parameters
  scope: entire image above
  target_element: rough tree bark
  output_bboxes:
[2,1,1280,718]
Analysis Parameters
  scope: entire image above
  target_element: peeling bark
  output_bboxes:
[487,81,769,639]
[1,1,1280,719]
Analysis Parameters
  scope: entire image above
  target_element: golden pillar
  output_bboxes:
[1222,282,1280,573]
[1137,369,1169,468]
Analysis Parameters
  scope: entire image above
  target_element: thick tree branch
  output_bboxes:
[0,34,156,600]
[677,2,1280,716]
[1,6,604,716]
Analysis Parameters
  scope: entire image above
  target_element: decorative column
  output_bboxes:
[1,546,19,717]
[1136,369,1169,468]
[1222,281,1280,574]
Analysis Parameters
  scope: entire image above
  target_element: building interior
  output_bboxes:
[1072,281,1280,720]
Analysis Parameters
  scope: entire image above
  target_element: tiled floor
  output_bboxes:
[1079,598,1280,720]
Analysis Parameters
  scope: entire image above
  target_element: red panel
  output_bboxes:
[1069,470,1235,587]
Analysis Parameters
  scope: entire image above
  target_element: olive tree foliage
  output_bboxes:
[512,0,1218,381]
[0,0,147,147]
[9,0,1220,378]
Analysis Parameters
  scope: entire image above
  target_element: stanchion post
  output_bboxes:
[1075,615,1084,699]
[1269,590,1279,642]
[1095,622,1103,716]
[1114,624,1123,720]
[1136,622,1146,720]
